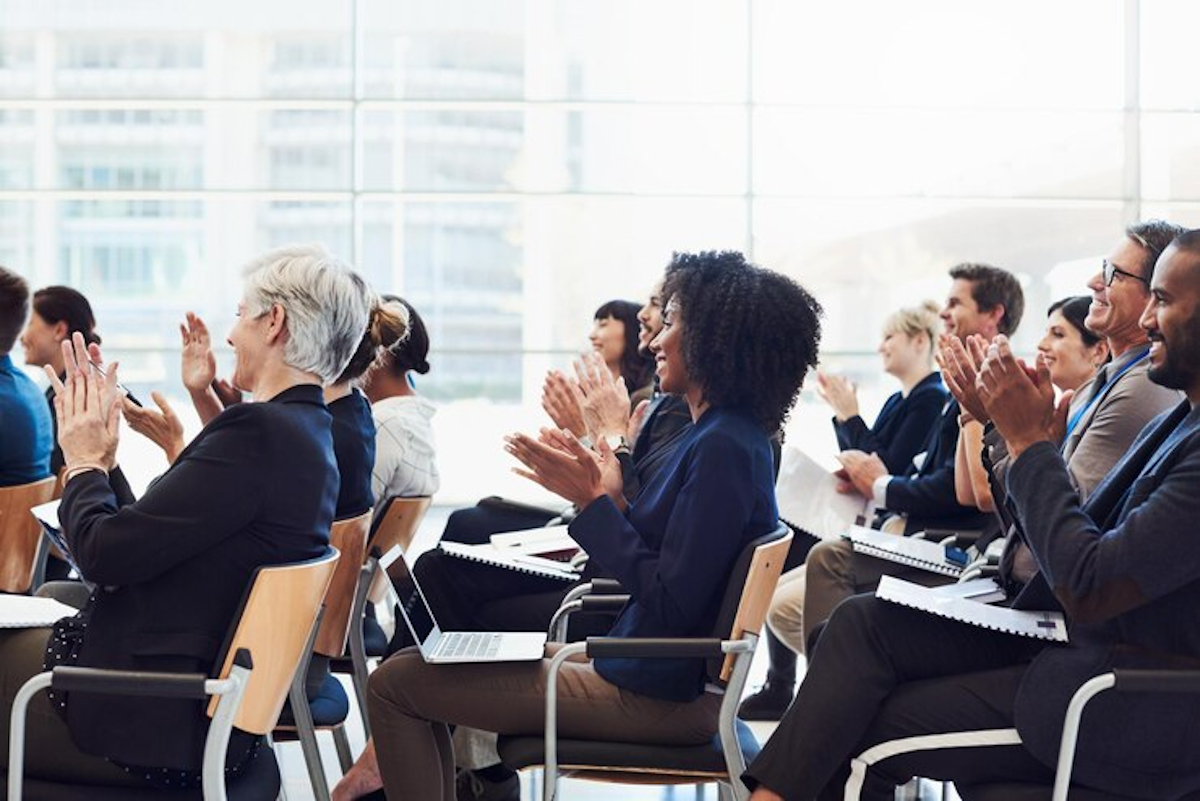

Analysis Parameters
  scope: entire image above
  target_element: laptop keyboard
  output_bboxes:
[436,632,503,659]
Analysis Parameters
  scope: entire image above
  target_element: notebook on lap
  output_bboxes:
[380,545,546,663]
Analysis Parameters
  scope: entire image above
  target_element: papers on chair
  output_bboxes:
[844,525,964,577]
[437,542,580,582]
[774,446,870,540]
[488,525,580,561]
[877,576,1067,642]
[0,595,78,628]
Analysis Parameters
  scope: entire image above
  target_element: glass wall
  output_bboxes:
[3,0,1198,501]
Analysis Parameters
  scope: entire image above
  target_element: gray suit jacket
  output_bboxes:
[1007,402,1200,799]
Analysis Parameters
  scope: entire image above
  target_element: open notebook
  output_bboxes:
[877,575,1067,642]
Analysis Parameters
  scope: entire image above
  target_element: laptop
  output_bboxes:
[380,545,547,663]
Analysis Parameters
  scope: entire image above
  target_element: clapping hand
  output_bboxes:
[505,427,624,510]
[45,333,122,474]
[575,351,631,441]
[541,370,587,437]
[123,391,186,464]
[975,335,1071,460]
[936,334,989,422]
[180,312,217,394]
[834,450,888,498]
[816,372,859,422]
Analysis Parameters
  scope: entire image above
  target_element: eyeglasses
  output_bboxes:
[1102,259,1149,288]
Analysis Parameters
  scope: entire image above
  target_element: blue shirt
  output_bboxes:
[0,353,53,486]
[569,406,778,702]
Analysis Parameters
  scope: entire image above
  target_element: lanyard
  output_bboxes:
[1064,348,1149,439]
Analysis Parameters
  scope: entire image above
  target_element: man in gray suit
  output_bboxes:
[743,230,1200,801]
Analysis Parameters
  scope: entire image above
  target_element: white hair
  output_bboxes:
[241,244,373,384]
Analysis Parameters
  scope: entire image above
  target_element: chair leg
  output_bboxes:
[332,723,354,774]
[287,679,332,801]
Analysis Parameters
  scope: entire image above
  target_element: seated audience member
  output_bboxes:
[441,296,658,545]
[944,221,1185,598]
[0,245,372,790]
[744,231,1200,801]
[0,267,52,486]
[363,295,440,502]
[770,264,1022,667]
[333,280,690,801]
[21,286,137,579]
[359,251,823,800]
[741,300,947,720]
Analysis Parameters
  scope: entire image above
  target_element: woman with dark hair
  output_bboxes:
[359,251,823,800]
[362,295,440,502]
[590,298,655,403]
[1037,295,1109,393]
[21,286,103,475]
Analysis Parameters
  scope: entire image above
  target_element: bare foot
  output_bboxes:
[332,740,383,801]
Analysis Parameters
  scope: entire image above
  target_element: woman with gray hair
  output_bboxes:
[0,244,372,791]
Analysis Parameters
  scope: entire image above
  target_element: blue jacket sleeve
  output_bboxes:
[568,428,767,636]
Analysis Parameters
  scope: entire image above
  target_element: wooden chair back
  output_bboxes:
[718,526,792,682]
[366,495,431,603]
[206,548,340,734]
[0,477,57,593]
[313,512,371,657]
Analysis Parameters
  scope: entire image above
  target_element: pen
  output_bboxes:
[89,360,143,407]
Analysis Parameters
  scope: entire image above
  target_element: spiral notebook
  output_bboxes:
[436,541,580,582]
[843,526,964,577]
[877,575,1068,642]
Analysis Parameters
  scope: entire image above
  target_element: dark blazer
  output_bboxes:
[569,406,777,702]
[59,384,336,770]
[329,388,376,518]
[884,398,992,536]
[833,372,945,475]
[1007,401,1200,799]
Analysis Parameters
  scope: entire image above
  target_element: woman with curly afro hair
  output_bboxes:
[360,250,823,801]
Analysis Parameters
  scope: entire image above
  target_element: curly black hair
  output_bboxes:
[661,251,823,434]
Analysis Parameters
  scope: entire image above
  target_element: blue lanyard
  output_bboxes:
[1063,348,1149,439]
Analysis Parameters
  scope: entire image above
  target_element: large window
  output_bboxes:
[3,0,1198,502]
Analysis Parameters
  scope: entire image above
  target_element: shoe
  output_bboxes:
[455,768,520,801]
[737,680,795,721]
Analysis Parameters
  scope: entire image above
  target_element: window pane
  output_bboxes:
[753,0,1124,110]
[1142,113,1200,201]
[1140,0,1200,110]
[755,109,1125,198]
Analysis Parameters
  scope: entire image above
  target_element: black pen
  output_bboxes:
[89,360,143,407]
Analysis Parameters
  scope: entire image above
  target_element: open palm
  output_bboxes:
[180,312,217,393]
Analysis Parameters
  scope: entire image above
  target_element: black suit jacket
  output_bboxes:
[59,384,336,770]
[883,398,993,536]
[1008,401,1200,799]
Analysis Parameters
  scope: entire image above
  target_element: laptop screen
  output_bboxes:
[379,546,438,644]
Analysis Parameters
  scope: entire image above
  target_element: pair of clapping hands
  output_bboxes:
[504,352,642,512]
[121,312,244,465]
[831,334,1068,499]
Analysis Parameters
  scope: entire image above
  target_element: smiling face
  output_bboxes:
[226,300,272,393]
[20,312,66,371]
[649,296,690,395]
[940,278,997,340]
[877,329,927,378]
[636,281,665,355]
[1141,245,1200,399]
[1085,236,1152,351]
[589,315,627,369]
[1037,309,1103,393]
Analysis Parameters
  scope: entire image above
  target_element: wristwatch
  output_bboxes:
[602,433,630,453]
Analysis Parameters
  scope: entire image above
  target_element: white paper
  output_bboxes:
[489,525,578,558]
[877,576,1067,642]
[0,595,78,628]
[775,446,870,540]
[30,499,62,530]
[844,525,964,577]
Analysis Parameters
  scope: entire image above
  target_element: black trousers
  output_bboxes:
[744,594,1053,800]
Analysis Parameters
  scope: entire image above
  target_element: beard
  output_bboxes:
[1147,315,1200,390]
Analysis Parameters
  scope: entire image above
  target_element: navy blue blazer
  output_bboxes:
[884,397,993,536]
[1008,401,1200,799]
[59,384,336,770]
[568,406,778,702]
[329,388,376,518]
[833,372,945,475]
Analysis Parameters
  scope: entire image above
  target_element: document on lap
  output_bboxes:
[488,524,581,561]
[775,446,870,540]
[844,525,966,577]
[877,575,1068,642]
[30,499,84,579]
[0,595,80,628]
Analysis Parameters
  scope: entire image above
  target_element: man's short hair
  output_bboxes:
[1127,220,1188,281]
[948,263,1024,337]
[0,266,30,355]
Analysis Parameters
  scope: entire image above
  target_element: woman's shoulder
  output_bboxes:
[373,395,436,424]
[689,407,769,458]
[906,374,948,403]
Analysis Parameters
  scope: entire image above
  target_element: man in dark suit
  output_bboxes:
[743,233,1200,801]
